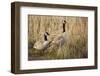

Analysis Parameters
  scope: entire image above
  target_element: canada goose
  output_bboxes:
[33,32,51,51]
[52,20,68,47]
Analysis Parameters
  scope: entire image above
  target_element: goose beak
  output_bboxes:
[47,33,50,35]
[45,32,50,35]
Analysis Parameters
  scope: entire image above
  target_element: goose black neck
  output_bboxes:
[63,23,65,32]
[44,34,48,41]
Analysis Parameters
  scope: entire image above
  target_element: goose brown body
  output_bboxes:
[52,20,67,47]
[33,32,51,51]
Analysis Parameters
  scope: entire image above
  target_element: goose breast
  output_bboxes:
[33,41,50,51]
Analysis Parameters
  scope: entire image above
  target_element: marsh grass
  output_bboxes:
[28,15,88,60]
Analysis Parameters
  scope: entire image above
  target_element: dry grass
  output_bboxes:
[28,15,88,60]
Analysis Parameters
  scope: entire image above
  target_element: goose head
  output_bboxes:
[44,32,50,41]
